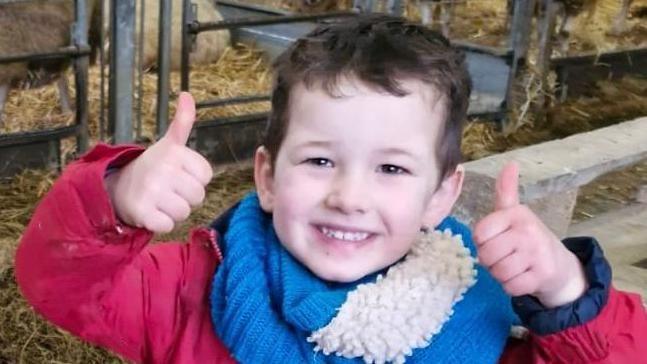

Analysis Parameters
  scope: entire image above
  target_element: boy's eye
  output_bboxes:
[305,158,334,168]
[379,164,409,175]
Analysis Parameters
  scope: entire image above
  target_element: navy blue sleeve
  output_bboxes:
[511,236,612,336]
[208,202,240,255]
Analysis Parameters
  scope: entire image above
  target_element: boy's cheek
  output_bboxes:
[376,183,429,209]
[276,169,332,195]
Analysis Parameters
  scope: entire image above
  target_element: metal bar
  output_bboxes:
[363,0,374,12]
[99,0,106,141]
[156,0,172,137]
[535,0,559,120]
[386,0,403,16]
[451,40,513,58]
[109,0,136,143]
[73,0,90,152]
[0,46,91,64]
[216,0,291,16]
[191,11,357,33]
[551,47,647,99]
[196,94,270,109]
[0,125,79,148]
[551,47,647,67]
[136,0,146,140]
[195,112,269,128]
[537,1,558,76]
[508,0,534,62]
[181,0,192,91]
[504,0,535,125]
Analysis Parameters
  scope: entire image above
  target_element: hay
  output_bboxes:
[574,161,647,223]
[0,268,124,364]
[0,164,255,362]
[0,169,124,363]
[90,43,271,144]
[0,12,646,362]
[565,0,647,56]
[549,75,647,135]
[463,75,647,160]
[1,1,644,137]
[236,0,293,12]
[0,170,54,239]
[0,43,272,140]
[1,85,75,134]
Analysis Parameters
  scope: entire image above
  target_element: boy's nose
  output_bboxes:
[324,172,369,214]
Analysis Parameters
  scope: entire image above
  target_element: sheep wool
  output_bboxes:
[308,229,477,364]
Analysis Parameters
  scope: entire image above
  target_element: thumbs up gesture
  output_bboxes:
[473,162,588,308]
[105,92,213,233]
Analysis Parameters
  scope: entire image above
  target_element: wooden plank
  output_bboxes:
[464,117,647,201]
[568,204,647,302]
[455,117,647,236]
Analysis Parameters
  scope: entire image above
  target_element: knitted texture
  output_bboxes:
[210,193,514,363]
[308,229,477,363]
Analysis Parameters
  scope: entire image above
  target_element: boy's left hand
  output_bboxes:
[473,162,588,308]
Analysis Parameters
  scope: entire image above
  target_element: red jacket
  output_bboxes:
[15,144,647,364]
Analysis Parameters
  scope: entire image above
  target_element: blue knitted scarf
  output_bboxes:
[210,193,514,363]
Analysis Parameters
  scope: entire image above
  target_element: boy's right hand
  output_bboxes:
[473,162,587,308]
[105,92,213,233]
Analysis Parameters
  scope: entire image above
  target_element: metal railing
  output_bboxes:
[0,0,91,152]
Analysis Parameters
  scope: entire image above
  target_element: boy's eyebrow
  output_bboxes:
[293,143,422,159]
[294,140,333,148]
[377,147,420,159]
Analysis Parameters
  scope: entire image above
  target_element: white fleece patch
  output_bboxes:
[308,229,477,364]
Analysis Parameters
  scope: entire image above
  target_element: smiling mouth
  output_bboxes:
[318,226,372,242]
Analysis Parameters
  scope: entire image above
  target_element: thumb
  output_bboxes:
[164,92,196,145]
[495,161,520,210]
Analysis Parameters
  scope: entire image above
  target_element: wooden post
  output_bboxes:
[535,0,559,124]
[504,0,535,130]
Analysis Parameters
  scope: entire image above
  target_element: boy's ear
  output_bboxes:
[254,146,275,212]
[422,165,464,228]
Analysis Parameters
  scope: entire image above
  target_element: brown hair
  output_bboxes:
[263,14,471,179]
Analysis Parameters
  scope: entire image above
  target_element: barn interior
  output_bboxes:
[1,0,646,361]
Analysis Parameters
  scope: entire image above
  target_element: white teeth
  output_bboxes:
[321,227,369,242]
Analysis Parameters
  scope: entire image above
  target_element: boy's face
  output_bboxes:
[255,78,463,282]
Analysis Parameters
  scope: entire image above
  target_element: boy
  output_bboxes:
[16,15,646,363]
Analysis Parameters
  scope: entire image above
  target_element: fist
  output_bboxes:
[106,92,213,233]
[473,162,587,308]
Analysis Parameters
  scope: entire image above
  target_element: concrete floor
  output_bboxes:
[568,203,647,304]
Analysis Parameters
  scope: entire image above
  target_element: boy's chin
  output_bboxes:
[307,263,380,284]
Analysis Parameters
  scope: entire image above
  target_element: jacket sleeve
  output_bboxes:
[500,237,647,363]
[14,144,224,363]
